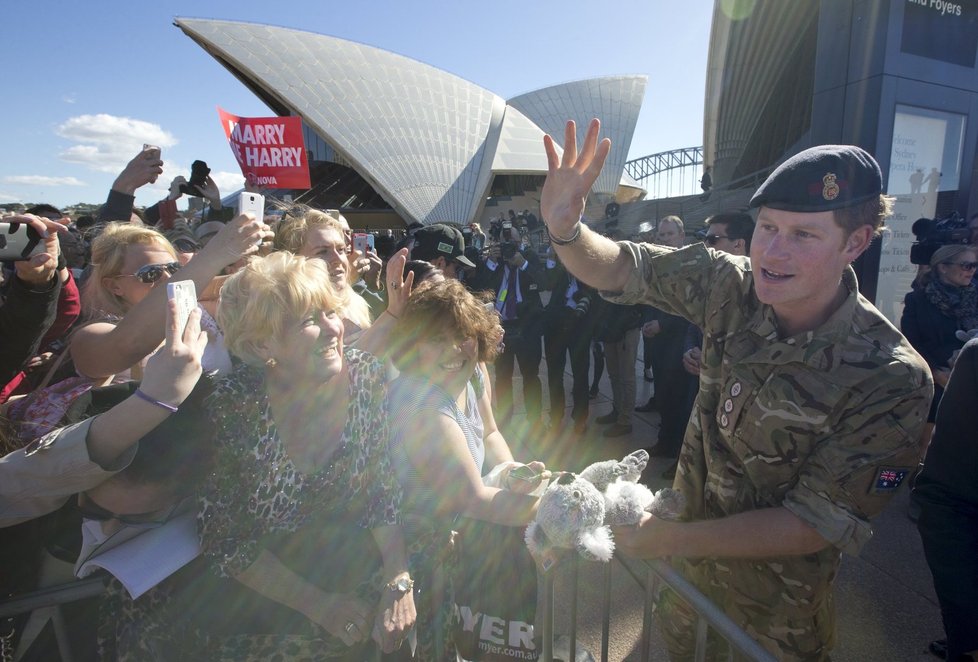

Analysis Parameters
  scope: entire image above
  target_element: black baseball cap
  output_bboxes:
[412,224,476,268]
[749,145,883,213]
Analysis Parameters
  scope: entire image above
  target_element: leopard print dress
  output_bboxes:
[97,348,402,661]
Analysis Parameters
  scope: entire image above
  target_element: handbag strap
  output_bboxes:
[35,344,70,391]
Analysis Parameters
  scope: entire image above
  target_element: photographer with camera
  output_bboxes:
[98,149,230,228]
[0,215,65,386]
[485,224,545,428]
[542,246,596,436]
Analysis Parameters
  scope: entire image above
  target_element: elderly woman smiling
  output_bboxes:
[274,208,411,358]
[198,252,415,660]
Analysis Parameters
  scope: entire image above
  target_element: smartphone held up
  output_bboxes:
[237,192,265,220]
[0,222,46,261]
[166,280,197,333]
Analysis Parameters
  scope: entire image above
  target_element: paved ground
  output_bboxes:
[497,349,945,661]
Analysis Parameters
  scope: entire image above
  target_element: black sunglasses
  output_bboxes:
[76,493,184,529]
[945,261,978,271]
[703,235,731,246]
[116,261,181,284]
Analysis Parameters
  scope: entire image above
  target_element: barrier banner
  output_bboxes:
[218,107,311,189]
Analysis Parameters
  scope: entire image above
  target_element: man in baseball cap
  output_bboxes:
[537,119,932,660]
[410,223,476,279]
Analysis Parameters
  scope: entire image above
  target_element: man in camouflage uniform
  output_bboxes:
[539,120,932,661]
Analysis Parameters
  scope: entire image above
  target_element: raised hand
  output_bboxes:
[168,176,188,201]
[197,175,223,208]
[540,119,611,238]
[384,248,415,319]
[198,213,273,267]
[139,299,207,408]
[9,214,66,286]
[113,146,164,194]
[352,248,383,290]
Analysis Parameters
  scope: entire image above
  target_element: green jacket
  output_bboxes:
[604,241,932,661]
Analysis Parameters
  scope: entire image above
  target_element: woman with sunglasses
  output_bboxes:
[901,243,978,453]
[71,216,272,380]
[387,279,547,660]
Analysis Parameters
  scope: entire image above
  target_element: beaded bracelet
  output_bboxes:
[134,389,179,413]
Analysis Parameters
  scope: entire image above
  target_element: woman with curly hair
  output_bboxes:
[388,279,547,660]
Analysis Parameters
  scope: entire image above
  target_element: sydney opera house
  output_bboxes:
[177,3,978,320]
[176,18,647,229]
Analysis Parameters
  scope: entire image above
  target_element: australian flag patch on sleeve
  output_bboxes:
[870,467,910,494]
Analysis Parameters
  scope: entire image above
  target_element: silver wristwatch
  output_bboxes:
[385,576,415,594]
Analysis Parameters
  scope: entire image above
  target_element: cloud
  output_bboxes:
[56,114,177,174]
[3,175,86,187]
[62,94,77,104]
[210,170,246,194]
[0,192,22,202]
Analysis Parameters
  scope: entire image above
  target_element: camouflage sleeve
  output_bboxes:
[783,374,932,556]
[600,242,739,328]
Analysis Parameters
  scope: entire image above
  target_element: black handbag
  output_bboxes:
[453,518,539,661]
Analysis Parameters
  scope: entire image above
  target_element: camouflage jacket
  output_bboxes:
[603,241,932,659]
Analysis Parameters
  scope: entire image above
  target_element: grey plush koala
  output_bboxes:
[525,452,686,566]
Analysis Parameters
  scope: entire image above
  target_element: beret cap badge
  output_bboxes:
[822,173,840,201]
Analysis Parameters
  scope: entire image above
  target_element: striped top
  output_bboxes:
[388,369,486,516]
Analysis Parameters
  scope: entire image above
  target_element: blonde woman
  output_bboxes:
[71,216,269,379]
[197,251,415,659]
[275,209,410,357]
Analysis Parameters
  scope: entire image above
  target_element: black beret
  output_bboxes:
[749,145,882,212]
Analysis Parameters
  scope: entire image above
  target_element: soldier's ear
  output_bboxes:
[843,225,874,261]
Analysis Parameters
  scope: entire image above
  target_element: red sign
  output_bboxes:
[218,107,311,189]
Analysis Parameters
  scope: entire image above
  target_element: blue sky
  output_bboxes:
[0,0,714,209]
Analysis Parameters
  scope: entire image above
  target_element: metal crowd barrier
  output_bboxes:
[538,555,778,662]
[3,559,776,662]
[0,575,106,662]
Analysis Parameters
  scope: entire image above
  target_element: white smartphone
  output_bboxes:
[0,222,47,261]
[237,192,265,220]
[166,280,198,334]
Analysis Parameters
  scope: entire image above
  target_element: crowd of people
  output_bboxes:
[0,122,975,662]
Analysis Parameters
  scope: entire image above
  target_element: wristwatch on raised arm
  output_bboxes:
[385,575,415,594]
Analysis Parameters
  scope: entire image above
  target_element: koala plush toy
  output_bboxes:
[525,450,685,567]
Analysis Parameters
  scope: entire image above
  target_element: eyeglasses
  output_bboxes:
[115,261,181,284]
[703,235,731,246]
[944,261,978,271]
[76,493,185,529]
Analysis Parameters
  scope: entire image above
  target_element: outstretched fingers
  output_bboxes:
[583,137,612,182]
[544,134,560,175]
[575,119,606,173]
[560,120,578,169]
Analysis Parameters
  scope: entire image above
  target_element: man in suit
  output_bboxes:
[542,249,596,435]
[484,227,545,426]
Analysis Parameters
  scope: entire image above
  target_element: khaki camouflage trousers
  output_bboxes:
[656,558,834,662]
